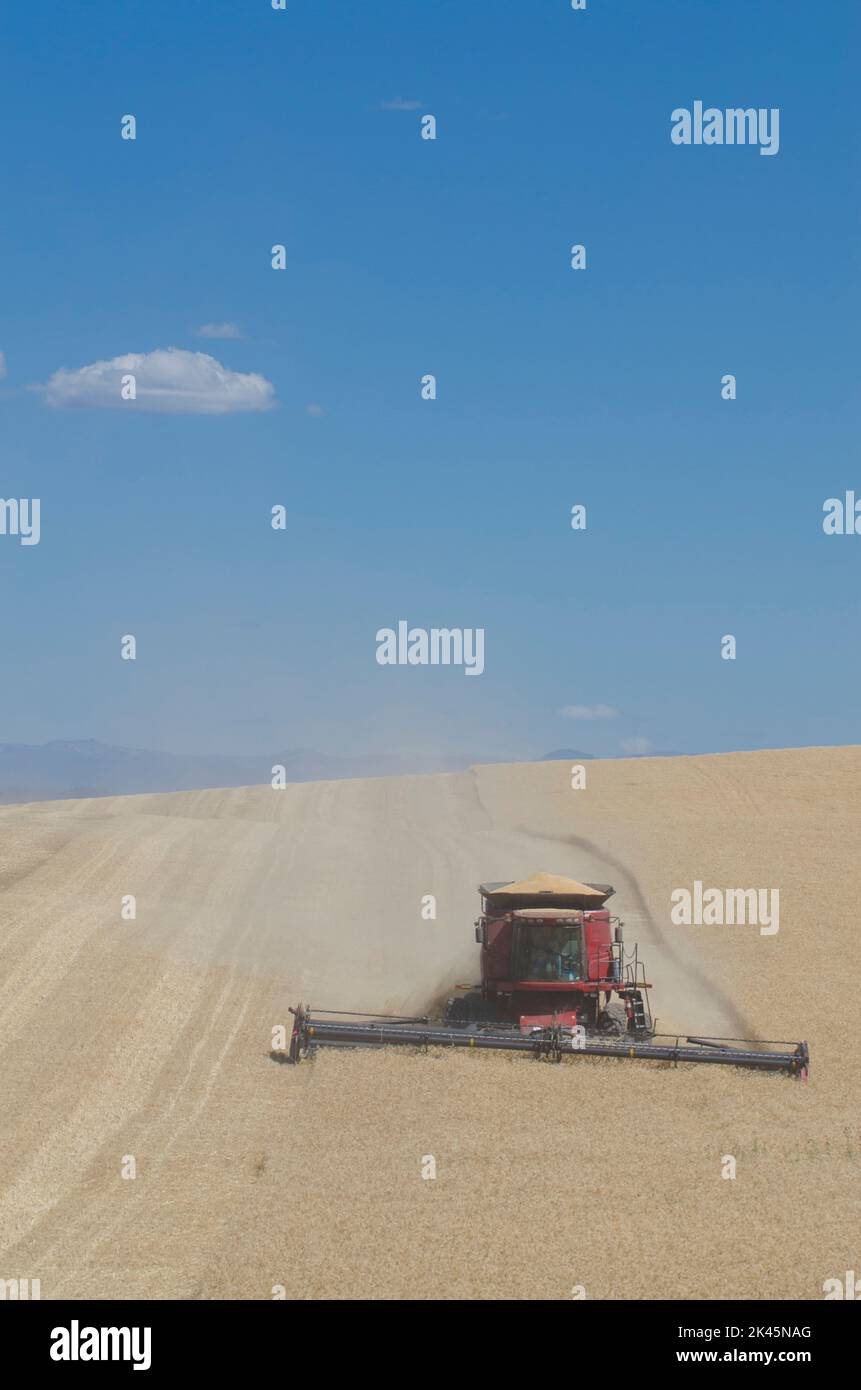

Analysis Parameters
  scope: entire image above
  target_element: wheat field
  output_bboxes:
[0,747,857,1299]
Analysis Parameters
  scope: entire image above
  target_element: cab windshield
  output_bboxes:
[514,921,583,982]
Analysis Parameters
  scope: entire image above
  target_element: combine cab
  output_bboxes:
[284,873,809,1078]
[447,874,651,1037]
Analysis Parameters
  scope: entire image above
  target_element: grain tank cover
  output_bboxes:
[479,872,614,910]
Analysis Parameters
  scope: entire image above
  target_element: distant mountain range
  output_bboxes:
[540,749,597,761]
[0,740,685,804]
[0,740,483,804]
[540,748,683,761]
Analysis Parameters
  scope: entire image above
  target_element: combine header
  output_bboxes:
[285,873,809,1079]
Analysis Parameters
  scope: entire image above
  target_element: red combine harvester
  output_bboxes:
[446,874,649,1036]
[286,873,809,1078]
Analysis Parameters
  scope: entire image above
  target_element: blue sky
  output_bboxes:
[0,0,858,759]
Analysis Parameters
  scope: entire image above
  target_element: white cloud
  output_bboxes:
[380,98,423,111]
[43,348,275,414]
[305,403,325,417]
[621,737,652,755]
[0,351,7,379]
[560,703,619,720]
[195,322,244,340]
